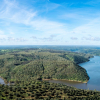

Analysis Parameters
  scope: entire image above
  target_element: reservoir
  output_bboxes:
[46,56,100,91]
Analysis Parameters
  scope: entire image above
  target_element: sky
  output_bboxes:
[0,0,100,45]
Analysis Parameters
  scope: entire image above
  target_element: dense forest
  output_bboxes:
[0,47,100,99]
[0,48,92,83]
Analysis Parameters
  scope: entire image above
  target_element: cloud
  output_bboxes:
[0,0,68,36]
[33,0,60,12]
[82,36,100,41]
[0,36,28,42]
[70,17,100,37]
[30,19,67,35]
[8,37,15,41]
[1,0,100,45]
[31,34,58,42]
[0,30,7,39]
[31,36,37,39]
[16,38,28,42]
[0,0,17,19]
[85,0,100,6]
[62,13,84,20]
[11,10,37,25]
[7,37,28,42]
[0,30,4,34]
[70,37,78,40]
[41,34,58,42]
[10,31,15,35]
[0,0,36,23]
[43,2,60,12]
[0,38,6,41]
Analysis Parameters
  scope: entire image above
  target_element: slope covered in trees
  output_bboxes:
[0,48,92,83]
[0,47,100,100]
[0,80,100,100]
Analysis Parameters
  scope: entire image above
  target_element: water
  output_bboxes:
[0,77,5,84]
[46,56,100,91]
[79,56,100,91]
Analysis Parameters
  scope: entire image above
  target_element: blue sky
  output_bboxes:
[0,0,100,45]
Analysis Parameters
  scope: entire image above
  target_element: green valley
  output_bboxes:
[0,47,100,100]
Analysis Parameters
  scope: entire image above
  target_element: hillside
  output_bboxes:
[0,80,100,100]
[0,48,92,83]
[0,48,100,100]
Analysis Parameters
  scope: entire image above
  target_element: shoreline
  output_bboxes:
[42,78,88,83]
[0,76,7,84]
[42,58,91,84]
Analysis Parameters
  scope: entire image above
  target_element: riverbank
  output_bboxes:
[0,76,7,84]
[42,78,88,83]
[0,76,13,85]
[44,56,100,91]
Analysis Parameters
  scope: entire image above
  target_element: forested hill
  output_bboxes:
[0,49,92,83]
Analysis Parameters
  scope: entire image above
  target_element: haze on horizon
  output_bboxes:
[0,0,100,45]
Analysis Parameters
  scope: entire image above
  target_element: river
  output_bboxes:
[0,77,5,84]
[45,56,100,91]
[0,56,100,91]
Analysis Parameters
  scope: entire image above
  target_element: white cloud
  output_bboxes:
[30,19,67,35]
[82,36,100,41]
[11,10,37,24]
[0,30,7,39]
[70,18,100,37]
[43,2,60,12]
[0,0,68,37]
[1,0,100,45]
[0,0,17,19]
[70,37,78,40]
[10,31,15,35]
[0,30,4,34]
[0,35,7,39]
[62,13,84,20]
[7,37,28,42]
[31,34,58,42]
[85,0,100,5]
